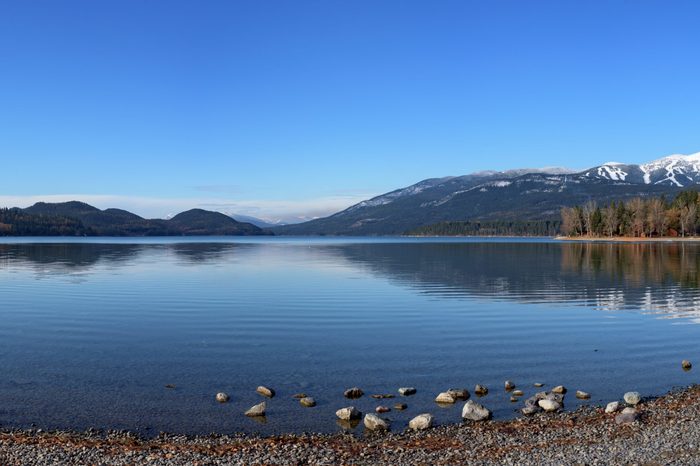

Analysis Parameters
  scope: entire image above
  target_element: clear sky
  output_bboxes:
[1,1,699,221]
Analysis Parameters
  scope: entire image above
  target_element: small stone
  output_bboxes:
[256,386,275,398]
[462,399,491,421]
[244,402,266,417]
[512,390,524,396]
[408,413,433,431]
[363,413,389,431]
[215,392,230,403]
[435,392,457,404]
[522,405,540,415]
[393,403,407,410]
[164,384,176,389]
[299,397,316,407]
[576,390,591,399]
[615,407,639,424]
[375,406,390,413]
[538,399,561,412]
[682,360,692,371]
[505,380,515,391]
[534,383,544,387]
[291,393,306,399]
[335,406,360,420]
[545,392,564,404]
[344,387,364,399]
[624,391,642,406]
[510,396,518,402]
[474,384,488,396]
[447,388,470,400]
[551,385,567,394]
[398,387,417,396]
[605,401,620,413]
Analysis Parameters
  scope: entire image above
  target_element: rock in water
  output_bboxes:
[363,413,389,431]
[538,399,561,412]
[299,397,316,407]
[393,403,407,410]
[551,385,567,394]
[624,391,642,406]
[615,407,639,424]
[576,390,591,399]
[534,383,544,387]
[256,386,275,398]
[504,380,515,391]
[435,392,457,404]
[461,400,491,421]
[398,387,416,396]
[215,392,230,403]
[408,414,433,431]
[335,406,360,420]
[605,401,620,413]
[512,390,524,396]
[474,384,488,396]
[682,360,692,371]
[344,387,364,399]
[291,393,307,399]
[245,402,266,417]
[447,388,470,400]
[375,406,390,413]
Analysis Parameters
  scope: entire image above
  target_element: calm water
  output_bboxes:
[1,237,699,436]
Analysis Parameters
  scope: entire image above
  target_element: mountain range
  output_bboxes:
[273,152,700,235]
[2,202,269,236]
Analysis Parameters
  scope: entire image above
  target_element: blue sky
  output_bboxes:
[1,1,699,221]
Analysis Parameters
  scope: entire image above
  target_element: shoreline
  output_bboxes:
[556,235,700,242]
[2,385,700,465]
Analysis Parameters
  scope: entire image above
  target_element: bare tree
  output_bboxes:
[647,198,666,237]
[581,200,597,237]
[602,204,618,238]
[626,198,646,237]
[679,203,697,237]
[561,207,582,236]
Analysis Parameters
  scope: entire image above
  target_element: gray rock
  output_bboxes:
[576,390,591,399]
[505,380,515,391]
[256,386,275,398]
[538,399,561,412]
[398,387,416,396]
[447,388,470,400]
[605,401,620,413]
[344,387,364,399]
[215,392,230,403]
[461,399,491,421]
[624,391,642,406]
[534,383,545,387]
[375,406,390,413]
[512,390,524,396]
[335,406,360,421]
[244,402,266,417]
[545,392,564,404]
[682,360,693,370]
[393,403,407,410]
[299,397,316,407]
[474,384,489,396]
[551,385,567,394]
[615,407,639,424]
[435,392,457,404]
[522,404,541,415]
[408,413,433,430]
[363,413,389,431]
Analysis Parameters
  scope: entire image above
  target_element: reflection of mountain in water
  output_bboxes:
[329,242,700,320]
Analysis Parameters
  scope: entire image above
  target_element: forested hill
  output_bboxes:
[405,220,561,237]
[0,202,270,236]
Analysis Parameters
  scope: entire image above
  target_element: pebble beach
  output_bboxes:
[2,384,700,465]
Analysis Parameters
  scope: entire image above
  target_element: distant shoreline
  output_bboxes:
[556,236,700,242]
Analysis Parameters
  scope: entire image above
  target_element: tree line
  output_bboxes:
[561,191,699,238]
[405,220,561,237]
[0,208,93,236]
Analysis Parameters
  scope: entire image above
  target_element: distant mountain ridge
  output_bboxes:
[5,201,269,236]
[274,151,700,235]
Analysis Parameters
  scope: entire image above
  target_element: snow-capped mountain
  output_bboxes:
[274,151,700,235]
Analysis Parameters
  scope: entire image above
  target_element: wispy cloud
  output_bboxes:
[0,193,375,223]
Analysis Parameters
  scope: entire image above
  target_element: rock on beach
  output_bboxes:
[462,400,491,421]
[408,414,433,431]
[605,401,620,413]
[538,399,561,412]
[363,413,389,431]
[615,407,639,424]
[624,391,642,406]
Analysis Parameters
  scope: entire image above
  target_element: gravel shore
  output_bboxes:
[2,385,700,465]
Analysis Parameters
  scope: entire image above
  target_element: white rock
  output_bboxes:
[408,413,433,430]
[538,399,561,412]
[435,392,456,403]
[363,413,389,431]
[461,399,491,421]
[605,401,620,413]
[551,385,567,394]
[624,391,642,405]
[335,406,360,420]
[576,390,591,399]
[215,392,230,403]
[256,386,275,398]
[244,401,266,417]
[398,387,416,396]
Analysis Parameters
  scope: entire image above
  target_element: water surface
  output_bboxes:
[0,237,698,435]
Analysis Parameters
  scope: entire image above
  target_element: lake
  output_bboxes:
[0,237,698,436]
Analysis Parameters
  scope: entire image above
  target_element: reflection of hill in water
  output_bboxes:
[330,242,700,319]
